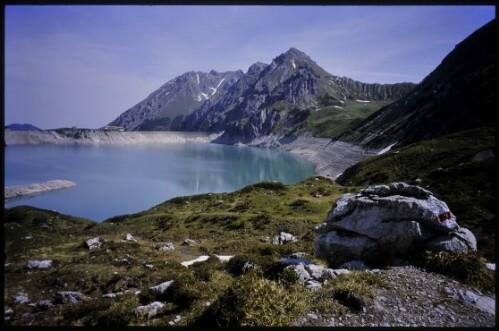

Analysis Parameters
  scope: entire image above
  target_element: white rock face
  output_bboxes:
[5,180,76,200]
[314,183,477,267]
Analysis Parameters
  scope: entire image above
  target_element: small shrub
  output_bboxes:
[191,256,224,281]
[240,181,287,193]
[420,250,495,292]
[96,294,138,326]
[226,253,282,279]
[196,272,307,326]
[166,273,205,309]
[325,271,388,312]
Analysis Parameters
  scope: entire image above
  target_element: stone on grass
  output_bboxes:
[272,232,298,245]
[315,183,477,267]
[181,238,196,246]
[26,260,52,270]
[54,291,84,304]
[305,264,325,279]
[149,280,175,296]
[36,300,54,311]
[286,264,311,282]
[122,233,137,242]
[135,301,164,318]
[84,237,102,249]
[156,242,175,251]
[13,293,30,305]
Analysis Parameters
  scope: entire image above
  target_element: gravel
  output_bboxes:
[294,265,495,327]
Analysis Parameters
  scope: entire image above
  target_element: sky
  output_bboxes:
[4,5,495,129]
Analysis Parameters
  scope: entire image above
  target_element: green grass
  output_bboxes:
[337,127,496,260]
[4,177,345,326]
[4,159,495,325]
[305,100,391,138]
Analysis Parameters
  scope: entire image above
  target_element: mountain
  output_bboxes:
[5,123,41,131]
[108,70,244,131]
[337,19,496,150]
[177,47,415,144]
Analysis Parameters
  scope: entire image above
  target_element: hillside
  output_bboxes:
[337,127,495,260]
[337,19,496,150]
[4,178,495,326]
[108,70,243,131]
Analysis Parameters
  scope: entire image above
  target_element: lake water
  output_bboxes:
[4,143,315,221]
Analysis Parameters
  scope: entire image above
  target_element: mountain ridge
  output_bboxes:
[109,47,415,139]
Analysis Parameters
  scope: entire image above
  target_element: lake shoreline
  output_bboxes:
[4,130,380,179]
[5,180,77,200]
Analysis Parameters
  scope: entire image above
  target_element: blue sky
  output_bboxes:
[5,5,495,129]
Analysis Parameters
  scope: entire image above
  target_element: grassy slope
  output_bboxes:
[337,126,496,260]
[305,100,391,138]
[4,178,362,326]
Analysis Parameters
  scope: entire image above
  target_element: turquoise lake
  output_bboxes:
[4,143,315,221]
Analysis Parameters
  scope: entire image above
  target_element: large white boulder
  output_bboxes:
[314,183,477,267]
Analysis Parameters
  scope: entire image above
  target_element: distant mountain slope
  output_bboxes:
[108,70,244,131]
[337,19,496,150]
[5,123,41,131]
[178,47,414,144]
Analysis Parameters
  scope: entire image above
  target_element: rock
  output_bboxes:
[305,264,325,280]
[485,263,495,271]
[181,238,196,246]
[26,260,52,270]
[339,260,369,271]
[156,242,175,251]
[53,291,84,304]
[122,233,137,242]
[13,293,30,305]
[305,279,322,290]
[135,301,164,318]
[272,232,298,245]
[314,183,476,267]
[333,269,351,276]
[475,296,495,315]
[149,280,174,296]
[36,300,54,311]
[278,257,312,266]
[144,264,154,269]
[286,264,311,282]
[424,228,477,252]
[320,268,338,281]
[85,237,102,249]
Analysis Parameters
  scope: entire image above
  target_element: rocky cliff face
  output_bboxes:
[108,70,243,131]
[337,19,496,150]
[178,48,414,144]
[109,48,414,141]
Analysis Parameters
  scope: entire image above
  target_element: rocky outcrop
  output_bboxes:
[314,183,477,267]
[109,70,244,131]
[5,180,76,200]
[180,47,414,144]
